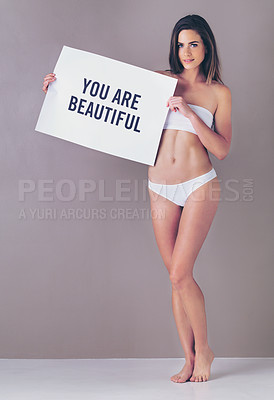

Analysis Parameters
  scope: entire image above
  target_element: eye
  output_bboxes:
[177,43,198,48]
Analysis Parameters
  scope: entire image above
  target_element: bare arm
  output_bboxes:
[188,84,232,160]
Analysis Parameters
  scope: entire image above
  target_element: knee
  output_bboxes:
[169,268,193,290]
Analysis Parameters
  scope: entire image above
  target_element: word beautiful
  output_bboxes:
[68,78,142,133]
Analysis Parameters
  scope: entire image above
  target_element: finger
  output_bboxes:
[42,81,49,90]
[169,100,178,107]
[43,73,56,81]
[169,97,179,103]
[43,79,55,88]
[43,77,56,83]
[169,105,177,112]
[169,100,181,109]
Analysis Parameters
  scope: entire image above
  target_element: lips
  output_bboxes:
[184,59,194,63]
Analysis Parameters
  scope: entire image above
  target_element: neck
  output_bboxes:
[178,67,205,85]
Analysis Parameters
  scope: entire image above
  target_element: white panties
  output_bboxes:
[148,167,217,207]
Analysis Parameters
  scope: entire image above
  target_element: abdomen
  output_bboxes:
[148,129,213,184]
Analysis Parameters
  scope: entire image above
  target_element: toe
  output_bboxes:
[190,375,195,382]
[195,377,199,382]
[203,375,207,382]
[199,376,202,382]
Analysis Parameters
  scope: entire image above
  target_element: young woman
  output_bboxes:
[147,15,231,383]
[42,14,232,384]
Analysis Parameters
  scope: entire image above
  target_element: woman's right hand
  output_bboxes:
[42,73,56,94]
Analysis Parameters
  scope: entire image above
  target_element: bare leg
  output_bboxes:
[173,277,215,382]
[171,290,195,382]
[148,189,195,382]
[170,177,220,382]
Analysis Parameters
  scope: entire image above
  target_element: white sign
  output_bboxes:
[35,45,177,166]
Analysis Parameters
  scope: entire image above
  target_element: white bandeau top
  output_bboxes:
[163,103,214,135]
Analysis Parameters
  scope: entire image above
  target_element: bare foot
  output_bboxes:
[170,359,195,383]
[190,346,214,382]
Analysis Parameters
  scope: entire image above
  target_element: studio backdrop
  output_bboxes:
[0,0,273,358]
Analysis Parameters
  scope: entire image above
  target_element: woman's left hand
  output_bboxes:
[166,96,193,118]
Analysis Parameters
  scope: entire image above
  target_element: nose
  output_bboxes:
[183,52,192,59]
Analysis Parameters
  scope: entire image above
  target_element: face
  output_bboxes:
[177,29,206,69]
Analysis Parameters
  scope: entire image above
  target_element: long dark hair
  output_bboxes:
[167,14,224,85]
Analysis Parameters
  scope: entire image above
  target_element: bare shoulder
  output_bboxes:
[212,81,232,105]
